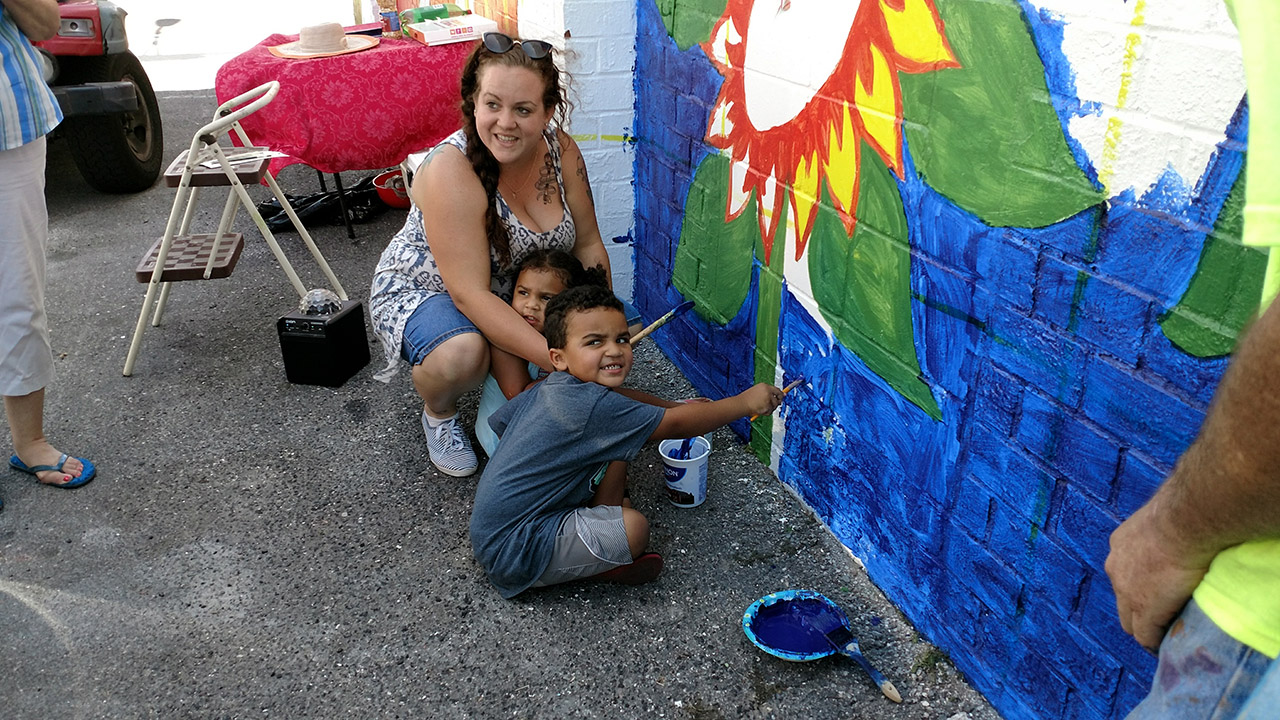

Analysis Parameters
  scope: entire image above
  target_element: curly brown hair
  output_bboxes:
[458,39,571,268]
[516,249,607,291]
[543,286,624,351]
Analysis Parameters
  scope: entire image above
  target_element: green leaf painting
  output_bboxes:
[673,154,757,324]
[809,147,941,419]
[899,0,1103,227]
[655,0,727,51]
[1161,162,1265,356]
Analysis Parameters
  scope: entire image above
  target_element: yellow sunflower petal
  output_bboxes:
[879,0,956,66]
[856,45,900,170]
[824,102,860,218]
[791,153,821,258]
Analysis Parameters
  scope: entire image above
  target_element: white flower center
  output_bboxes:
[742,1,862,131]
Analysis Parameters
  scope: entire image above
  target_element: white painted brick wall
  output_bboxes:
[521,0,636,300]
[1026,0,1243,198]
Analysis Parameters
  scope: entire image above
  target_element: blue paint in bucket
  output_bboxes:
[659,436,709,507]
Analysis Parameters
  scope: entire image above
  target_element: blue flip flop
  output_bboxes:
[8,454,96,489]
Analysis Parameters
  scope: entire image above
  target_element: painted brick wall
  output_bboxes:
[503,0,638,300]
[560,0,638,300]
[631,1,1256,718]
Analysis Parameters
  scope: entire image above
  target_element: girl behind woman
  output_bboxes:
[476,249,606,456]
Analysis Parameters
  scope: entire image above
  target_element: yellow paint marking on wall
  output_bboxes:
[709,98,734,141]
[879,0,954,65]
[570,134,634,143]
[1097,0,1146,196]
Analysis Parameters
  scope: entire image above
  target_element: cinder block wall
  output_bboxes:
[631,0,1252,718]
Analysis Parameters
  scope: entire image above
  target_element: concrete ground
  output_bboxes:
[1,66,999,720]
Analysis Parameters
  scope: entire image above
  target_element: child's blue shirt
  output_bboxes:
[469,372,664,598]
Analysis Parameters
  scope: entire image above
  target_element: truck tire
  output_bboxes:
[60,52,163,194]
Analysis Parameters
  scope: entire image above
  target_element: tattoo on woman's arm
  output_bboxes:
[576,154,594,206]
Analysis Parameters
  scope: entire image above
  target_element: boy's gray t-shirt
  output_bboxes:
[469,372,665,598]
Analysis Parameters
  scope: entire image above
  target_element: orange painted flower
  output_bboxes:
[704,0,958,262]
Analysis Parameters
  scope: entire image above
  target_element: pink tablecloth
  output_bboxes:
[215,36,472,174]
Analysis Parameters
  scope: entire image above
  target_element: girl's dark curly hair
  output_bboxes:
[458,39,571,268]
[516,248,607,290]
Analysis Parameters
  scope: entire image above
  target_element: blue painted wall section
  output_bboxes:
[632,1,1246,718]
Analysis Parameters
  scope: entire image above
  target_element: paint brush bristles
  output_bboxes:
[749,376,805,421]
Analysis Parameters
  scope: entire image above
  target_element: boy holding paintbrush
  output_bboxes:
[469,286,783,597]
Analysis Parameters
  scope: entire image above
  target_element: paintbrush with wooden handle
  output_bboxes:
[629,300,694,345]
[749,376,804,421]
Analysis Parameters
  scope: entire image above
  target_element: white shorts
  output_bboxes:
[531,504,633,588]
[0,136,53,396]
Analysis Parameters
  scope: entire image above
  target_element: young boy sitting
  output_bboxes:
[469,286,782,598]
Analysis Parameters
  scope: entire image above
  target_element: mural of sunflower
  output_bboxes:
[703,0,957,263]
[669,0,1104,422]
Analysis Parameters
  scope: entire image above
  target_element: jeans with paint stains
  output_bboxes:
[1126,599,1275,719]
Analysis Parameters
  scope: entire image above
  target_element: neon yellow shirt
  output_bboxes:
[1194,539,1280,658]
[1190,2,1280,659]
[1226,0,1280,254]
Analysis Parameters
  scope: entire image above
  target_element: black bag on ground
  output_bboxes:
[255,175,386,232]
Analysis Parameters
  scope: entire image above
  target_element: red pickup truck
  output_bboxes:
[32,0,163,193]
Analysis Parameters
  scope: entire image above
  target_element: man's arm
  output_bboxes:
[2,0,60,43]
[1106,298,1280,651]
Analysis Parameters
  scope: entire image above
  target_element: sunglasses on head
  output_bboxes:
[482,32,552,60]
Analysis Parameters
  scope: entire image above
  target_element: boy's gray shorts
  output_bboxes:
[532,505,633,587]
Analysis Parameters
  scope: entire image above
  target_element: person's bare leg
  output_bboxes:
[619,507,650,559]
[590,461,630,507]
[5,389,84,485]
[411,332,489,419]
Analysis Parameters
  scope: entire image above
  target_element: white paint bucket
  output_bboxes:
[659,437,710,508]
[676,399,713,451]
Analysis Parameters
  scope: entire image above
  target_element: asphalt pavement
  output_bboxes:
[0,89,998,719]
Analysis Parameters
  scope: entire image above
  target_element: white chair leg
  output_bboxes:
[208,145,308,298]
[203,190,240,279]
[178,186,201,236]
[151,281,173,326]
[262,171,348,300]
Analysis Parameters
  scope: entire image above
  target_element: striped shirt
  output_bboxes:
[0,7,62,150]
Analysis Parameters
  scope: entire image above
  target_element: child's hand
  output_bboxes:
[741,383,783,418]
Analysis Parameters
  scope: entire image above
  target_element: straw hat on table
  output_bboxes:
[269,23,379,59]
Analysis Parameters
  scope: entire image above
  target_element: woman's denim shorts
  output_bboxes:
[400,292,641,367]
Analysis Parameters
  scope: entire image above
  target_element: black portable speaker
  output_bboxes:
[277,300,371,387]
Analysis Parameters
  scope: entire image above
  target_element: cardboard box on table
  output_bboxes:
[406,14,498,46]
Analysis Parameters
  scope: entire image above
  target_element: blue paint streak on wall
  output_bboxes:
[1018,1,1101,188]
[631,1,1245,718]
